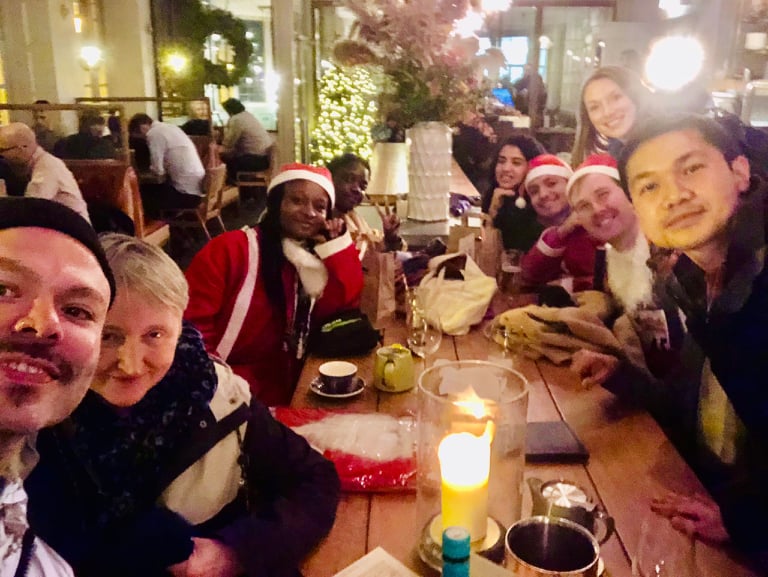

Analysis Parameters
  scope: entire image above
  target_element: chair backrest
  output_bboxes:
[188,134,222,168]
[203,164,227,216]
[65,159,130,209]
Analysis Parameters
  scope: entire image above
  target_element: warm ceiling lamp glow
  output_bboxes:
[167,53,188,74]
[453,10,484,38]
[79,46,102,69]
[644,36,704,91]
[658,0,687,19]
[481,0,512,13]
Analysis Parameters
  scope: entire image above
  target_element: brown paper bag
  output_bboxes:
[360,250,396,323]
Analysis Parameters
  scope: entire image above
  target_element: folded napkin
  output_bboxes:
[492,304,623,365]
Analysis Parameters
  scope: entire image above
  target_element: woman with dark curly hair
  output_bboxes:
[482,134,546,261]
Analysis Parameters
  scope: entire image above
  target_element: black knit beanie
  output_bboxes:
[0,197,116,304]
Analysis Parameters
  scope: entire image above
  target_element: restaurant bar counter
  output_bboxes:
[290,315,759,577]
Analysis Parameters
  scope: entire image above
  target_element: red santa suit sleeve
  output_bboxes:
[184,228,363,406]
[312,231,364,321]
[521,225,599,291]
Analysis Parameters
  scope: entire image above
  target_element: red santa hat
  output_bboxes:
[524,154,573,187]
[267,163,336,207]
[566,154,620,200]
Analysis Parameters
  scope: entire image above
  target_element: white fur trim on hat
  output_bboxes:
[268,168,336,207]
[524,164,573,187]
[566,165,620,199]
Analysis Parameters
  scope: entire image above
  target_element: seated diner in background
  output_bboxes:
[220,97,273,182]
[518,154,599,292]
[0,122,89,221]
[128,112,205,218]
[31,99,63,153]
[54,112,116,160]
[184,163,363,406]
[26,233,341,577]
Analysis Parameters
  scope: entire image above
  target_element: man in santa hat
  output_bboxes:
[518,154,599,291]
[566,153,686,415]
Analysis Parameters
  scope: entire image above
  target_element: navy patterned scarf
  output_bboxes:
[54,322,217,530]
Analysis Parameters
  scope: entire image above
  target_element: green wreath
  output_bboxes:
[159,2,252,91]
[201,7,252,87]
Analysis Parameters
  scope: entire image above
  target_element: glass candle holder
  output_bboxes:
[416,360,529,569]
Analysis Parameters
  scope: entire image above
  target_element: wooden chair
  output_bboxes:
[65,159,170,246]
[162,164,227,240]
[235,144,275,203]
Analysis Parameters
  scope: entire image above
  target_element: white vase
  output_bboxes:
[406,121,452,222]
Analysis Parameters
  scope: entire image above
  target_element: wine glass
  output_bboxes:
[407,316,442,361]
[632,511,695,577]
[406,288,442,365]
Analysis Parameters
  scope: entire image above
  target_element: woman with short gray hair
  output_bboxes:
[26,233,340,577]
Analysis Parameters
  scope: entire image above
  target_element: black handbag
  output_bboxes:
[310,309,382,358]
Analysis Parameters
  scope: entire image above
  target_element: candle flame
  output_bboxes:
[438,430,491,485]
[454,385,489,419]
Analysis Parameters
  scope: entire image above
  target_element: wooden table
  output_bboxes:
[292,318,759,577]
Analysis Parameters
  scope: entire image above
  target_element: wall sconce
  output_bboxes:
[166,52,188,75]
[79,45,102,70]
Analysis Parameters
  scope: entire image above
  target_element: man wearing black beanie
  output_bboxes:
[0,197,113,576]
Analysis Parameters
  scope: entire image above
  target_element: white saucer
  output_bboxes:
[310,376,365,399]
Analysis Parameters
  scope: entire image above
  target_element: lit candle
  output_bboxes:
[438,425,491,542]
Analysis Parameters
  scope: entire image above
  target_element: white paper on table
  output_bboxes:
[330,547,511,577]
[332,547,419,577]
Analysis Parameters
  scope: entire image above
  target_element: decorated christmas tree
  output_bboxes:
[311,65,378,164]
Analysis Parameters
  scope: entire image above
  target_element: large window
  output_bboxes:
[237,21,266,103]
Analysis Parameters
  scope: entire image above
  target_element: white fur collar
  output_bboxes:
[606,230,654,312]
[281,238,328,298]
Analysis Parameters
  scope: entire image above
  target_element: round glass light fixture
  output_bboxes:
[644,35,705,92]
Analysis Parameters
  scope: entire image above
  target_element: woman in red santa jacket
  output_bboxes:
[185,163,363,405]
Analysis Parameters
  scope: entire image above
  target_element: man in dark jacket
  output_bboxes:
[618,113,768,569]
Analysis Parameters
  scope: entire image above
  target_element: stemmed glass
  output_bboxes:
[632,511,695,577]
[406,288,442,366]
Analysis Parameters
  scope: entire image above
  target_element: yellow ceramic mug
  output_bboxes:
[374,345,415,392]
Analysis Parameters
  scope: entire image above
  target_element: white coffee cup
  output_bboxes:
[318,361,358,394]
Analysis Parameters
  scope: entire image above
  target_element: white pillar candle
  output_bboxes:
[438,430,490,541]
